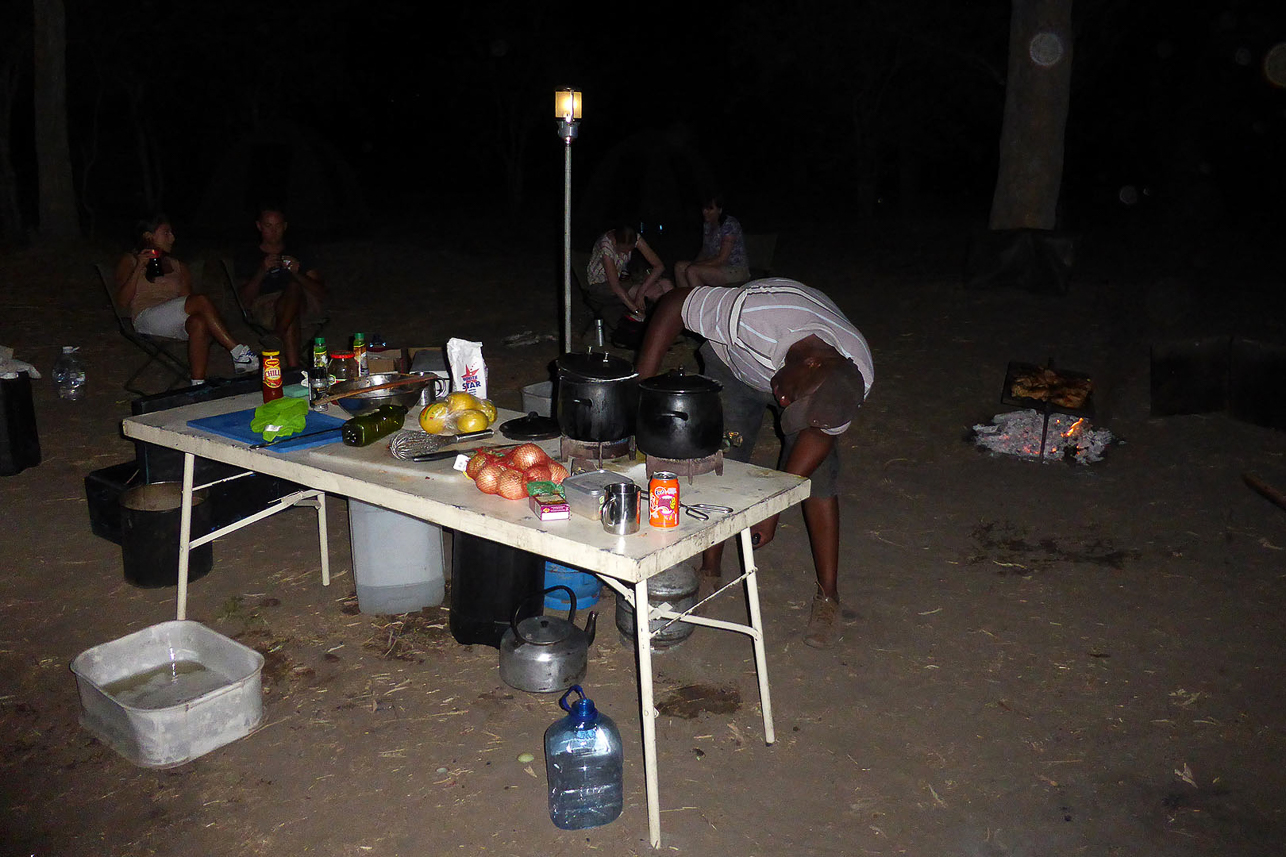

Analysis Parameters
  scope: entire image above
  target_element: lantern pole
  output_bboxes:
[555,88,582,354]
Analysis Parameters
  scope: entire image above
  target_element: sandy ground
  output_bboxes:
[2,216,1285,856]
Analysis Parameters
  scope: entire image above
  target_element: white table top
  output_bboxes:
[121,393,811,583]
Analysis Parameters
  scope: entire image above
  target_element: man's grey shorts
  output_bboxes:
[697,341,841,499]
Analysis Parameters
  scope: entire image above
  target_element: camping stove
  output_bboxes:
[560,435,633,471]
[644,450,725,483]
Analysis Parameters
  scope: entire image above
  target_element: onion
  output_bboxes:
[465,452,491,480]
[509,443,549,470]
[524,463,552,483]
[475,464,503,495]
[548,462,568,484]
[496,468,527,500]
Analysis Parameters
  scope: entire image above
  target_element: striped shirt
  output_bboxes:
[681,279,874,397]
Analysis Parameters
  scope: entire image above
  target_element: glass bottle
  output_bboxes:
[261,350,283,402]
[340,404,408,447]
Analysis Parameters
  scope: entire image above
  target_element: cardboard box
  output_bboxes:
[365,347,404,375]
[529,493,570,522]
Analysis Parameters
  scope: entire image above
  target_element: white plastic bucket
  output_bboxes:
[348,499,445,614]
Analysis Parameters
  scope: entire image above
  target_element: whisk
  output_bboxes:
[388,429,494,461]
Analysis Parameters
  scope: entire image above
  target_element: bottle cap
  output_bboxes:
[263,350,280,358]
[330,351,354,359]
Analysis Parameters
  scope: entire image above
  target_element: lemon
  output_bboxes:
[418,401,450,434]
[478,399,498,425]
[446,391,480,413]
[454,408,489,433]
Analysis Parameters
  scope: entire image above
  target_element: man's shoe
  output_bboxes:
[804,591,842,649]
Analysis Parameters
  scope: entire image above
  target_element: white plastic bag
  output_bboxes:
[446,338,487,400]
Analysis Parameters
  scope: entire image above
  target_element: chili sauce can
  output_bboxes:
[649,471,680,528]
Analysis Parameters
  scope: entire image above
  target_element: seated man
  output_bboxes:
[235,207,325,371]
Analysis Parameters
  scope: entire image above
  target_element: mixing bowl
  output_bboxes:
[329,373,430,413]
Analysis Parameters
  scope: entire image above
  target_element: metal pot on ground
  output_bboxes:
[635,368,723,459]
[555,351,639,442]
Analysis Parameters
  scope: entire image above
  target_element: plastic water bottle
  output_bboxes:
[544,685,623,830]
[52,346,86,401]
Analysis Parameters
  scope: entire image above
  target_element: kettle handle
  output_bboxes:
[510,585,577,646]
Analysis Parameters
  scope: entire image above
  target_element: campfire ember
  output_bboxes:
[973,410,1114,464]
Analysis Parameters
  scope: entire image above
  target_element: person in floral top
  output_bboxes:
[674,195,749,288]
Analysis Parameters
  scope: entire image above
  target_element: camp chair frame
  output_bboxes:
[96,262,192,396]
[221,257,330,352]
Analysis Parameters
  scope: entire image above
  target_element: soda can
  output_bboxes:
[649,471,680,529]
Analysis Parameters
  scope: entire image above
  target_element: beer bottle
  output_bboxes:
[145,250,163,282]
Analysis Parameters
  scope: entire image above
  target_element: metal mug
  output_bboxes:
[600,481,642,536]
[412,372,448,406]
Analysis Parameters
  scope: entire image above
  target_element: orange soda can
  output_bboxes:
[649,471,680,528]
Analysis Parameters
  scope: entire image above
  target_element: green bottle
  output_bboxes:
[341,404,408,447]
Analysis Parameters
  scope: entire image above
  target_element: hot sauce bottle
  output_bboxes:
[261,350,283,402]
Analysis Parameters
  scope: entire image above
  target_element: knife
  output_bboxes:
[248,426,342,449]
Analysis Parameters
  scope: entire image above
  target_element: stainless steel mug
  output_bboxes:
[601,481,642,535]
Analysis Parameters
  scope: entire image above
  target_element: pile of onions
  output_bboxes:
[467,443,567,500]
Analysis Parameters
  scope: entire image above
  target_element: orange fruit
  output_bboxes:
[454,409,489,433]
[446,391,480,413]
[418,401,450,434]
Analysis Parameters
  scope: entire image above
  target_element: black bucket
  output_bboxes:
[119,483,214,588]
[449,532,544,648]
[0,372,40,477]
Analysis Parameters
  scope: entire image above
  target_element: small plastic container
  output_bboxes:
[544,562,601,610]
[562,470,635,520]
[70,620,265,768]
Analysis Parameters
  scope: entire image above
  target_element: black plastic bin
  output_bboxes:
[1,371,40,477]
[449,532,545,648]
[120,482,213,588]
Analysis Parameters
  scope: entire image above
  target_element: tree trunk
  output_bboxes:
[32,0,78,239]
[0,54,25,243]
[988,0,1073,230]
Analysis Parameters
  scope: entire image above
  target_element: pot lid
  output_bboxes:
[639,367,722,394]
[499,412,561,440]
[557,351,638,381]
[515,615,572,645]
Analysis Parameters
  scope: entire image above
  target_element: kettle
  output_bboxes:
[499,586,598,693]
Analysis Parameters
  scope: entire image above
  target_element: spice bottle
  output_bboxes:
[327,351,359,389]
[261,350,283,402]
[341,404,407,447]
[353,333,368,377]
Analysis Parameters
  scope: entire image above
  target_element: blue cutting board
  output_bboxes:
[188,407,347,452]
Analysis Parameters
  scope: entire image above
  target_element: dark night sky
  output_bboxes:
[5,0,1285,261]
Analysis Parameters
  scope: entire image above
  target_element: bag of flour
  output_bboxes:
[446,338,487,400]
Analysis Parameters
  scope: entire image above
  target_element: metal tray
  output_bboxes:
[1001,361,1095,417]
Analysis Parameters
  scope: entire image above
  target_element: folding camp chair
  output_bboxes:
[96,262,192,396]
[221,257,329,353]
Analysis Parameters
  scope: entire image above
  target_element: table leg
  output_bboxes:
[315,492,330,586]
[176,452,195,621]
[740,528,776,746]
[634,577,662,848]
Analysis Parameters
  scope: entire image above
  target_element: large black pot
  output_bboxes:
[556,351,639,442]
[636,368,723,459]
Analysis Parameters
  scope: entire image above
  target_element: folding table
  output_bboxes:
[121,393,810,848]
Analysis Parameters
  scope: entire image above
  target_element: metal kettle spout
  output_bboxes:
[582,611,598,646]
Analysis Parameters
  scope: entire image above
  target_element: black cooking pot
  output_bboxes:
[555,351,639,442]
[636,368,723,459]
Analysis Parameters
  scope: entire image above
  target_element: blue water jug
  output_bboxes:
[544,685,623,830]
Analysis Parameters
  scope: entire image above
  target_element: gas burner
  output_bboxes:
[561,435,634,470]
[644,450,724,483]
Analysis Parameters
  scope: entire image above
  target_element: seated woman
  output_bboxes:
[585,225,673,327]
[674,195,750,288]
[115,215,259,385]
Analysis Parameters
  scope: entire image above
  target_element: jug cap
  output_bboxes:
[559,685,599,726]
